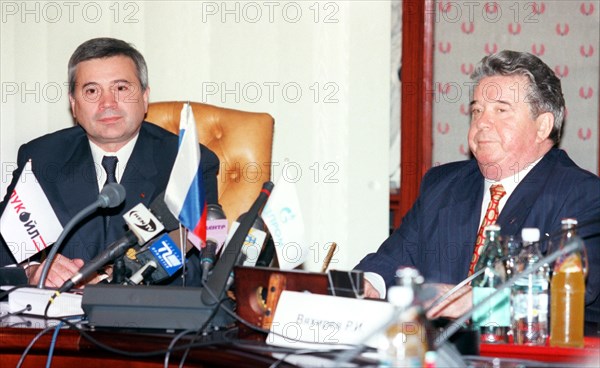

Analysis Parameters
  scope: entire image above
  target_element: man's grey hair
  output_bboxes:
[68,37,148,95]
[471,50,565,145]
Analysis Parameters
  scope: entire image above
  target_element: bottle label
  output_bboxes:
[472,287,510,327]
[511,282,549,322]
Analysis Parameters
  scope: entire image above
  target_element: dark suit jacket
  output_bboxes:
[356,148,600,323]
[0,122,220,286]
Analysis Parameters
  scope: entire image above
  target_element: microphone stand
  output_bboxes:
[37,200,104,288]
[37,183,125,288]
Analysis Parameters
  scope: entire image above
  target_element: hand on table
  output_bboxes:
[364,279,381,299]
[26,255,111,288]
[425,283,472,319]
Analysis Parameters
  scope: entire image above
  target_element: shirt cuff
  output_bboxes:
[364,272,386,299]
[3,261,41,269]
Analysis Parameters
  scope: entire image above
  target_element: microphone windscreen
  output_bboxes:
[149,192,180,231]
[207,204,226,221]
[99,183,126,208]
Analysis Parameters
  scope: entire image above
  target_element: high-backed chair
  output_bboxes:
[145,101,274,225]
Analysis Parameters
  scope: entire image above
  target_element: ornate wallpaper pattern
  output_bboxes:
[432,1,599,174]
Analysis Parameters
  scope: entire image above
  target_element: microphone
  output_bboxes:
[256,233,275,267]
[225,213,269,267]
[206,204,229,251]
[58,193,177,293]
[127,233,184,285]
[201,181,274,305]
[98,183,127,208]
[37,183,126,288]
[201,204,227,284]
[127,203,228,285]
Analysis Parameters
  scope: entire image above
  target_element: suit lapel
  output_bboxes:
[437,163,484,281]
[120,126,159,210]
[55,136,106,247]
[497,150,558,235]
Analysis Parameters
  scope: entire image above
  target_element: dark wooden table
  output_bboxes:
[0,326,297,368]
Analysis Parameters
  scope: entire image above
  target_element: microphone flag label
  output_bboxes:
[123,203,165,245]
[164,102,207,243]
[187,218,228,252]
[223,220,268,266]
[149,233,183,276]
[0,160,63,263]
[262,177,308,269]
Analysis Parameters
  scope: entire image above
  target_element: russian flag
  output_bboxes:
[164,103,207,243]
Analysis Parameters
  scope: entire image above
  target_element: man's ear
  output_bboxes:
[68,94,76,119]
[535,112,554,142]
[142,86,150,113]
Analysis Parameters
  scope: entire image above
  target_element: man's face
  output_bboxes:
[69,55,149,152]
[468,74,551,179]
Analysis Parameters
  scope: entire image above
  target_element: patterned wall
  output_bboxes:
[432,1,599,175]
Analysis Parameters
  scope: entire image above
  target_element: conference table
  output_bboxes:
[0,324,297,368]
[2,308,599,368]
[1,265,599,368]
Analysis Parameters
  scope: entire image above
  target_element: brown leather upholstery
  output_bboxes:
[146,101,274,225]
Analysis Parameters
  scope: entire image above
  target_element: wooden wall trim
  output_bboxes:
[396,0,434,227]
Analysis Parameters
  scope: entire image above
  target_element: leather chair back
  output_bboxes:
[146,101,274,225]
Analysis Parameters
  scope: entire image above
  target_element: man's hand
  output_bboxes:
[364,279,381,299]
[425,283,472,319]
[27,254,84,288]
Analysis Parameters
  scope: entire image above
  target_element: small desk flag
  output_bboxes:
[164,103,207,243]
[0,160,63,263]
[262,177,307,269]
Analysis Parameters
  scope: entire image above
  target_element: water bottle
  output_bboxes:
[378,268,428,367]
[550,219,587,348]
[511,228,549,345]
[503,234,522,280]
[472,224,510,343]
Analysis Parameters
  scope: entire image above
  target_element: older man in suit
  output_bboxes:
[355,50,600,333]
[0,38,219,287]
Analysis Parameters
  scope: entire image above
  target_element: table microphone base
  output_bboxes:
[8,287,84,318]
[82,284,234,332]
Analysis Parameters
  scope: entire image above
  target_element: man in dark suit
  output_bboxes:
[355,51,600,331]
[0,38,219,287]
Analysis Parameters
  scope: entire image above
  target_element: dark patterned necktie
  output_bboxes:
[101,156,118,187]
[101,156,119,239]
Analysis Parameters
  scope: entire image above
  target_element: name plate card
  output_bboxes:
[266,290,395,350]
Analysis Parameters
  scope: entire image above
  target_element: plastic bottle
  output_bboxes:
[472,224,510,343]
[378,268,428,367]
[503,234,522,280]
[550,219,587,348]
[511,228,549,345]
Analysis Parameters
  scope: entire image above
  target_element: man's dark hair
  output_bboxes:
[471,50,565,145]
[68,37,148,95]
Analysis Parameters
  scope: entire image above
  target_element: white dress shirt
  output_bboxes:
[89,134,139,192]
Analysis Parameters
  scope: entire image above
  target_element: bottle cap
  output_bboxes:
[387,285,414,309]
[521,227,540,242]
[485,224,501,232]
[561,218,578,226]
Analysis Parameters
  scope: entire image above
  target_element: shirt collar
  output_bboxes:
[483,156,544,198]
[90,134,139,189]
